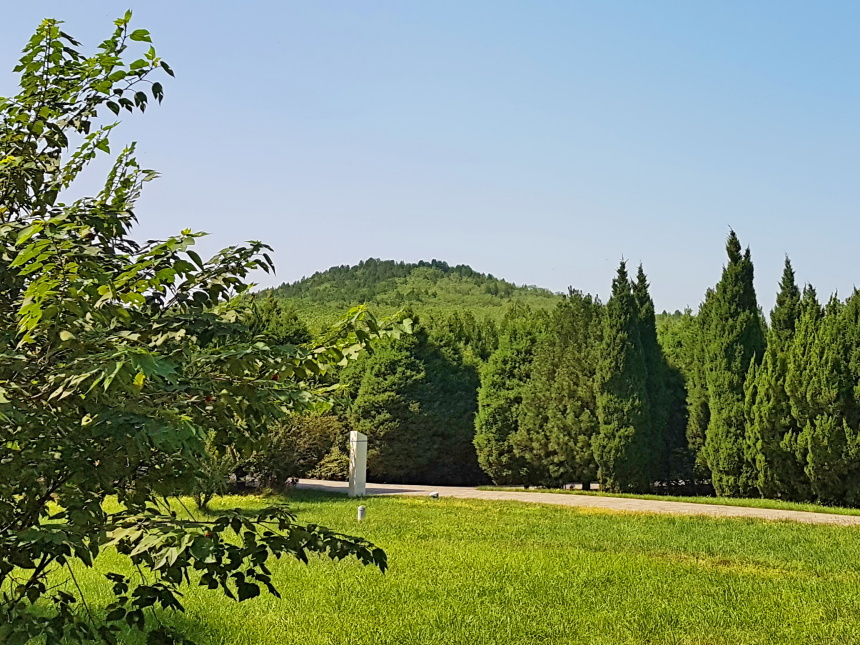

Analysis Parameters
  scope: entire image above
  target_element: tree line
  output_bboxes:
[473,262,690,492]
[266,231,860,506]
[475,230,860,504]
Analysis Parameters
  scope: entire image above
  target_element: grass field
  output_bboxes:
[58,491,860,644]
[478,487,860,517]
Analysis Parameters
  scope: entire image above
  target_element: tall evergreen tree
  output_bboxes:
[248,295,312,345]
[345,334,426,481]
[701,231,766,496]
[473,311,543,485]
[655,310,698,482]
[770,257,802,340]
[684,302,712,477]
[633,265,670,480]
[515,291,603,487]
[744,257,805,498]
[593,261,656,492]
[783,285,824,489]
[793,296,860,504]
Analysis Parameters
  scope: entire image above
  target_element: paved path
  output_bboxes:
[296,479,860,526]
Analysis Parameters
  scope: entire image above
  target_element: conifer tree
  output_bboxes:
[346,323,484,485]
[771,257,802,341]
[782,285,823,499]
[787,292,860,505]
[684,302,712,476]
[784,285,823,430]
[655,311,697,482]
[701,231,766,496]
[593,261,656,492]
[473,314,543,485]
[744,258,804,498]
[346,334,426,480]
[633,265,669,480]
[516,291,603,487]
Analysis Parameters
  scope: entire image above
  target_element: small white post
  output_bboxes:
[348,430,367,497]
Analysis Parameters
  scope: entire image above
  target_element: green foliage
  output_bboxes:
[787,293,860,504]
[307,444,350,481]
[0,17,394,643]
[699,231,766,496]
[744,257,807,499]
[516,291,603,486]
[593,261,657,492]
[784,285,824,434]
[423,309,499,362]
[344,318,485,485]
[654,310,697,482]
[475,271,687,491]
[280,237,860,506]
[473,305,544,484]
[269,257,561,330]
[243,415,349,489]
[192,433,240,510]
[681,310,712,476]
[770,256,801,341]
[633,265,689,482]
[246,294,312,346]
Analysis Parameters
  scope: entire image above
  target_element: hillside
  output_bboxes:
[268,258,561,329]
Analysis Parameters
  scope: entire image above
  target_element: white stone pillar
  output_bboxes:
[348,430,367,497]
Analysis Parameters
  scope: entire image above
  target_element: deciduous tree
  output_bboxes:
[0,16,395,644]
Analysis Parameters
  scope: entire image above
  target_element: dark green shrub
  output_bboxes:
[245,415,348,489]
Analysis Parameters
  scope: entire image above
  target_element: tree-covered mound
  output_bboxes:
[270,258,561,329]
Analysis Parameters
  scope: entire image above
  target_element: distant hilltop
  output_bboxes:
[267,258,561,326]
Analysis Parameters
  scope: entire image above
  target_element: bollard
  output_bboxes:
[348,430,367,497]
[357,505,366,522]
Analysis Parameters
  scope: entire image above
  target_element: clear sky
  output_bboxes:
[2,2,859,313]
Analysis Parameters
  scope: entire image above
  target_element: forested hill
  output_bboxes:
[269,258,561,328]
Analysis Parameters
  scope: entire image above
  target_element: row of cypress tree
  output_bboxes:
[475,231,860,503]
[474,262,690,492]
[686,233,860,504]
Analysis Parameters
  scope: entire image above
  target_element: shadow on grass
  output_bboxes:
[192,488,359,518]
[104,609,232,645]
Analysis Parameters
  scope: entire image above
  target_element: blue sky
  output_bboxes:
[2,2,859,312]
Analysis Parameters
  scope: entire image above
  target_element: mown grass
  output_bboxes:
[478,487,860,517]
[52,491,860,644]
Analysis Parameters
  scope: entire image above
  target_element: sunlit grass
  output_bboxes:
[48,491,860,644]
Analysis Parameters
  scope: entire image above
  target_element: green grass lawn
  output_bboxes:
[478,486,860,517]
[58,491,860,644]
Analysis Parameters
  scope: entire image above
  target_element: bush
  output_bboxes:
[245,415,348,489]
[308,445,351,481]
